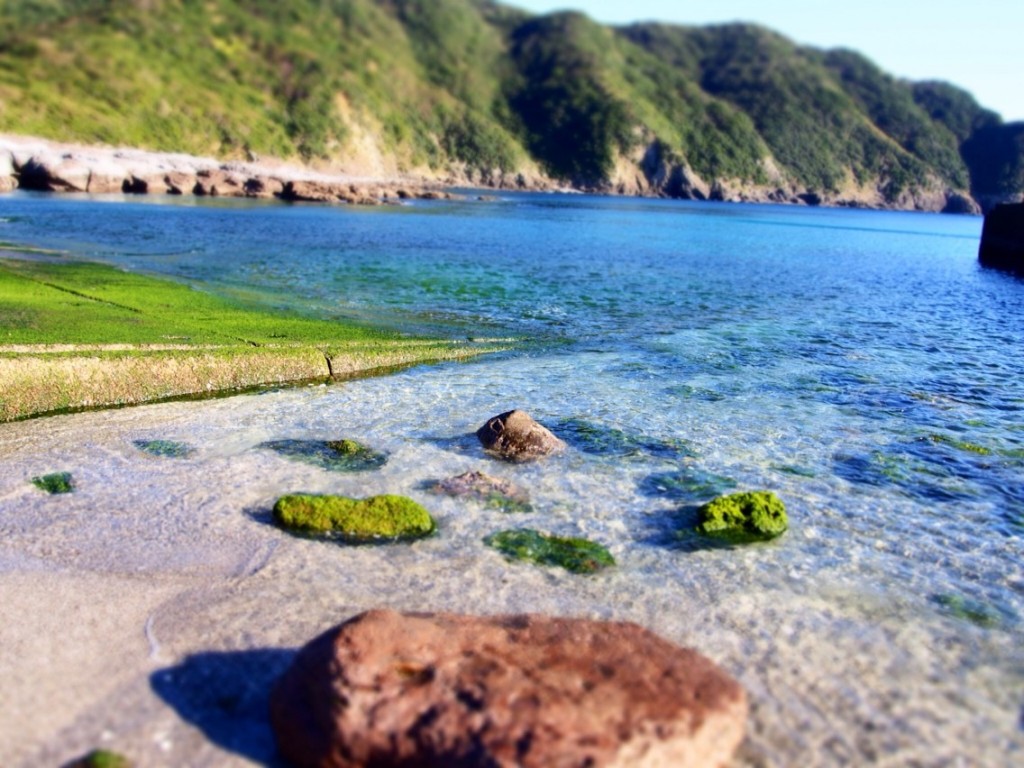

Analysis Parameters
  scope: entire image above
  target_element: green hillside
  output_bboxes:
[0,0,1020,209]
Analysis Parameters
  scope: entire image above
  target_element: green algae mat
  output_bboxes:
[0,257,499,421]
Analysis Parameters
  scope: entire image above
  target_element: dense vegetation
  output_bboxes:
[0,0,1020,204]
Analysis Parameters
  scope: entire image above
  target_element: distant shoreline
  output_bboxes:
[0,133,984,214]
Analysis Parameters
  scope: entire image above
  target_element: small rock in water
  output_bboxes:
[484,528,615,573]
[428,470,532,513]
[272,494,436,543]
[31,471,74,494]
[695,491,788,542]
[476,409,566,462]
[269,609,748,768]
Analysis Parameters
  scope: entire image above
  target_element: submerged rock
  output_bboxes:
[62,750,132,768]
[641,468,737,502]
[133,439,195,458]
[31,471,74,494]
[270,609,748,768]
[931,593,1010,629]
[476,409,566,462]
[557,417,694,459]
[695,491,788,542]
[428,470,532,513]
[259,438,387,472]
[484,528,614,574]
[272,494,436,543]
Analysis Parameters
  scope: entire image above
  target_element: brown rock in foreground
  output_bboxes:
[477,409,566,462]
[270,609,747,768]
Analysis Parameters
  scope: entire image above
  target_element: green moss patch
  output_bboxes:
[0,258,502,421]
[484,528,615,574]
[927,434,993,456]
[272,494,436,543]
[31,471,74,494]
[695,491,788,542]
[133,439,195,458]
[260,439,387,472]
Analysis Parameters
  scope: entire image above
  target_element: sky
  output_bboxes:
[510,0,1024,122]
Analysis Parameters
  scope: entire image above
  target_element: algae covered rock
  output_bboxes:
[260,438,387,472]
[484,528,615,574]
[273,494,436,543]
[428,470,532,513]
[695,491,788,542]
[270,610,748,768]
[31,471,74,494]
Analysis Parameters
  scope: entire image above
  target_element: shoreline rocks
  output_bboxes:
[270,609,748,768]
[1,133,986,213]
[0,134,455,205]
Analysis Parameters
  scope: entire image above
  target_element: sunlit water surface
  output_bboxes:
[1,192,1022,765]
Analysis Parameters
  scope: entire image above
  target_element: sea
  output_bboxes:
[1,190,1022,766]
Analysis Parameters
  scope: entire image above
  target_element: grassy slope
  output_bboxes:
[0,256,497,421]
[1,0,1016,200]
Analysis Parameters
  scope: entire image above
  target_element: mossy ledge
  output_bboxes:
[484,528,615,574]
[695,491,789,543]
[0,257,506,421]
[272,494,437,543]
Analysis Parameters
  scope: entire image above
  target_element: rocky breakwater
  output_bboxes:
[0,134,455,205]
[270,609,748,768]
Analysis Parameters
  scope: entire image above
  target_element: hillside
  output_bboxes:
[0,0,1020,211]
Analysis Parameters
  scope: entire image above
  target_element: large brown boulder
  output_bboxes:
[270,610,747,768]
[476,409,566,462]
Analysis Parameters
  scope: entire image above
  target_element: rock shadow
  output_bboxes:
[635,504,759,554]
[150,648,295,766]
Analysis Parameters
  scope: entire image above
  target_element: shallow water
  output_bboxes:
[1,192,1023,765]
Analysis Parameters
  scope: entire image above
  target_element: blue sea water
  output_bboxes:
[1,191,1023,765]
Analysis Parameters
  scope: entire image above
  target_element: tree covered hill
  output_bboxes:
[0,0,1020,210]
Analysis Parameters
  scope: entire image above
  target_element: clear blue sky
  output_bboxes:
[510,0,1024,122]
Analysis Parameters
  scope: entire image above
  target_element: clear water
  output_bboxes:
[1,191,1022,766]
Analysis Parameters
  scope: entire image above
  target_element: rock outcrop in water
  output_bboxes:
[269,609,748,768]
[428,470,532,513]
[695,491,789,542]
[476,410,566,462]
[272,494,436,542]
[978,202,1024,274]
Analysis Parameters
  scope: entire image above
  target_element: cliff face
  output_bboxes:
[0,0,1020,211]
